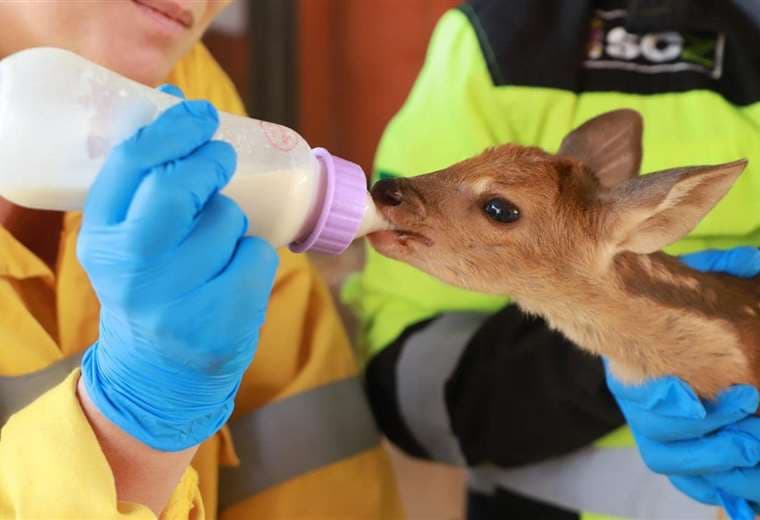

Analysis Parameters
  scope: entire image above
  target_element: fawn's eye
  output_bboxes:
[483,198,520,223]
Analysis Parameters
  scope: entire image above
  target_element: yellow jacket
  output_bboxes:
[0,44,403,520]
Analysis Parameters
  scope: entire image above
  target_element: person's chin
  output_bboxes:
[97,44,180,86]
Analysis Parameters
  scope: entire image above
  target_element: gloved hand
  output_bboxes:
[681,247,760,278]
[605,246,760,520]
[79,85,278,451]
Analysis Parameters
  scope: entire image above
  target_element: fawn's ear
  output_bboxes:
[604,160,747,254]
[558,109,643,190]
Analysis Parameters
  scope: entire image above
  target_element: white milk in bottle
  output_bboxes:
[0,47,388,254]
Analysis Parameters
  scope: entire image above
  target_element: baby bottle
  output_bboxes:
[0,47,386,254]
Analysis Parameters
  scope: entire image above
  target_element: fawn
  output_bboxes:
[369,110,760,399]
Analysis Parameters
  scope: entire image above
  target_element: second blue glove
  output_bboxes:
[606,247,760,519]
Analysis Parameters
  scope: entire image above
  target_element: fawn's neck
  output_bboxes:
[513,252,760,397]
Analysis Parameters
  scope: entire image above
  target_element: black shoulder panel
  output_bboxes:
[458,0,760,105]
[445,304,624,467]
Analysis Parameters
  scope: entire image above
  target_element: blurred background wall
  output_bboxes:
[204,0,459,173]
[204,2,466,519]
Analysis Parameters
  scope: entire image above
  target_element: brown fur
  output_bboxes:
[369,110,760,399]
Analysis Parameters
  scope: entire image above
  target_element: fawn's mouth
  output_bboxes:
[368,191,434,251]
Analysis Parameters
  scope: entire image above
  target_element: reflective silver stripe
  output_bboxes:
[1,355,380,509]
[469,447,716,520]
[398,312,489,465]
[396,312,716,519]
[218,376,380,509]
[0,352,84,426]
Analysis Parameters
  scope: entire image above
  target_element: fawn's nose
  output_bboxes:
[372,179,404,207]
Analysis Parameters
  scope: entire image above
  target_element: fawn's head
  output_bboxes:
[369,110,747,296]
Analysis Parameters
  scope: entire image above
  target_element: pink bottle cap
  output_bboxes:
[289,147,368,255]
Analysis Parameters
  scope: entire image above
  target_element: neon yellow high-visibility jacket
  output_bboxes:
[0,43,404,520]
[346,2,760,519]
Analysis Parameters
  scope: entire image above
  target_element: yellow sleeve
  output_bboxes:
[0,370,202,519]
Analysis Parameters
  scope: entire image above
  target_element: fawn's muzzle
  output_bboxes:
[372,179,404,207]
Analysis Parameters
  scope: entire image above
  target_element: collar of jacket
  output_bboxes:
[0,212,81,282]
[624,0,760,44]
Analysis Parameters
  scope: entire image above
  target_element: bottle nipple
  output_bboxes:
[357,196,392,237]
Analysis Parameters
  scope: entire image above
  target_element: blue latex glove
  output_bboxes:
[79,85,278,451]
[681,247,760,278]
[605,247,760,520]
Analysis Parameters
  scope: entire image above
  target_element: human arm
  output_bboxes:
[77,380,199,515]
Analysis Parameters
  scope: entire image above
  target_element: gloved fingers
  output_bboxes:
[681,247,760,278]
[723,415,760,441]
[102,194,247,300]
[158,84,186,98]
[171,194,248,286]
[124,140,237,244]
[76,219,140,278]
[84,100,220,226]
[717,491,757,520]
[636,427,760,475]
[605,358,759,440]
[206,236,279,313]
[669,480,755,519]
[669,475,723,506]
[182,236,277,358]
[702,469,760,505]
[631,385,759,442]
[605,362,705,419]
[121,100,220,172]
